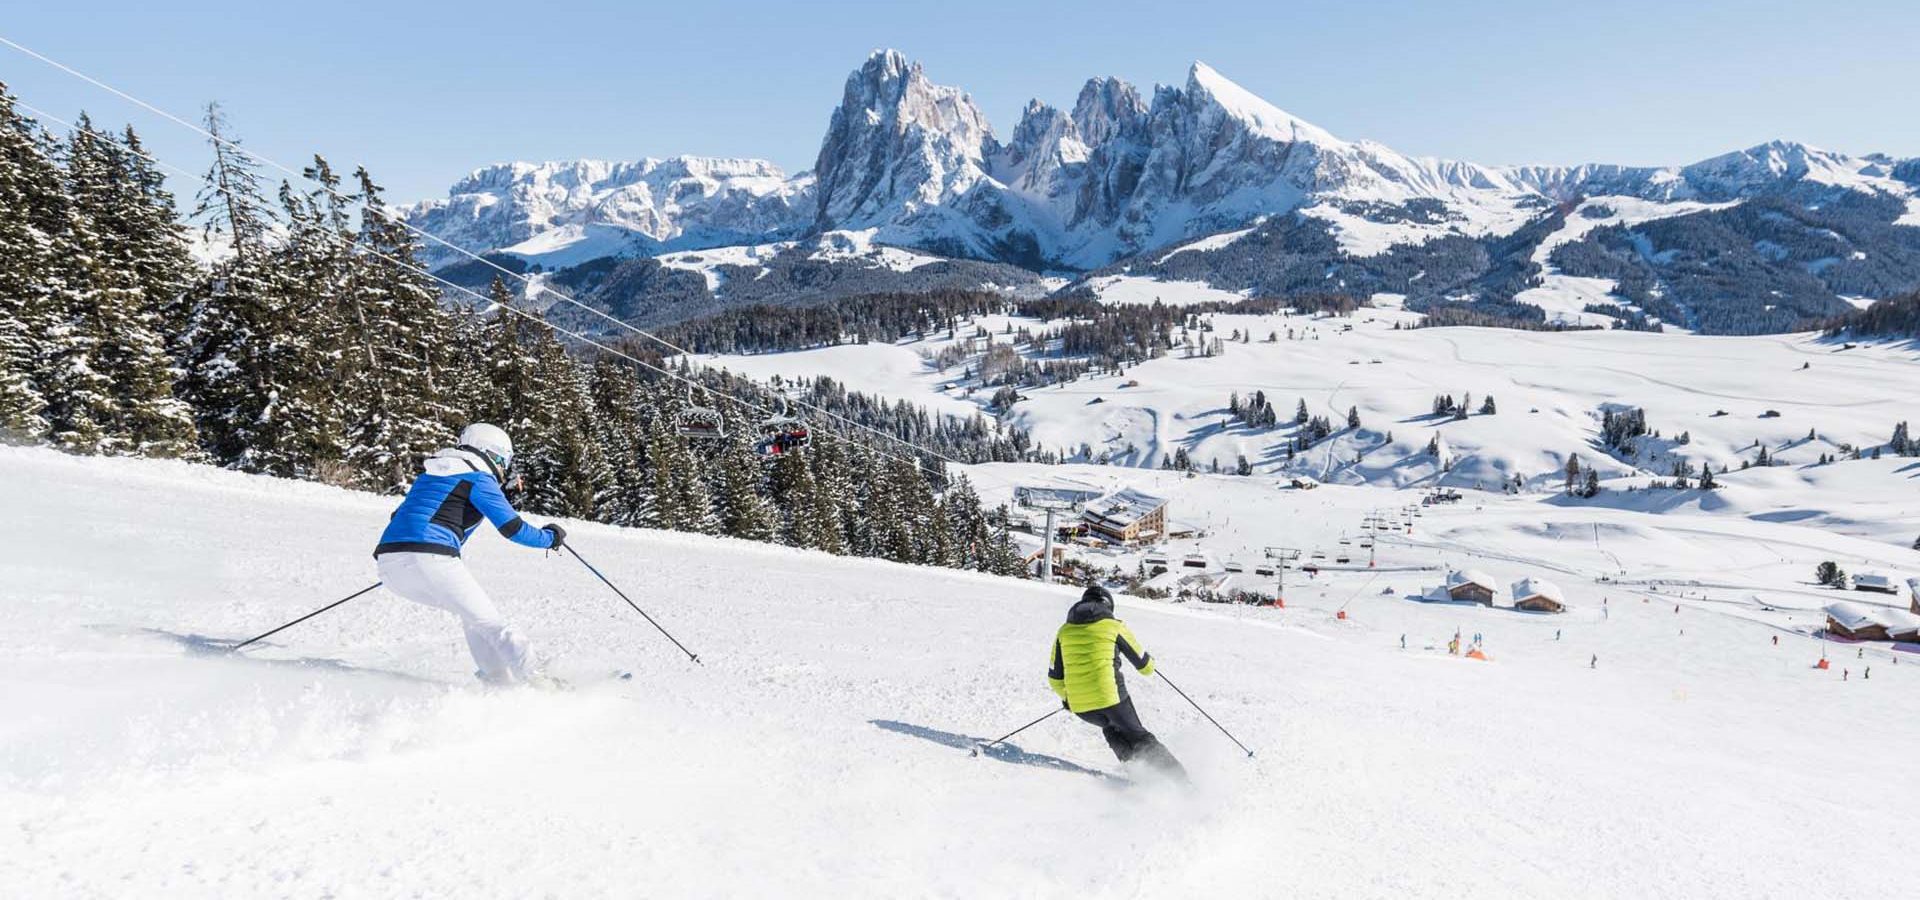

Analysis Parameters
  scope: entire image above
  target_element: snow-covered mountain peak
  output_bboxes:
[1070,77,1148,147]
[1183,61,1344,149]
[404,49,1920,306]
[812,49,999,233]
[404,154,812,267]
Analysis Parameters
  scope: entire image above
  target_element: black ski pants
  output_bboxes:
[1076,697,1172,765]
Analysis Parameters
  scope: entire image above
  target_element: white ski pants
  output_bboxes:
[376,552,531,683]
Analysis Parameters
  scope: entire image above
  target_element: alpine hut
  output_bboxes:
[1510,578,1567,613]
[1825,600,1920,642]
[1446,569,1498,606]
[1851,571,1899,595]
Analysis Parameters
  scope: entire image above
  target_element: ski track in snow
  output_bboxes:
[3,446,1918,897]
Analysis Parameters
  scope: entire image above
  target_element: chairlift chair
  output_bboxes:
[754,398,812,459]
[678,392,727,442]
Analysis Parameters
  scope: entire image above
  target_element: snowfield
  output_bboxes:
[4,445,1917,898]
[687,310,1920,503]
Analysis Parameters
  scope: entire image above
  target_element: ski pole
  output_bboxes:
[566,545,701,665]
[971,707,1063,756]
[1157,670,1256,758]
[229,582,383,653]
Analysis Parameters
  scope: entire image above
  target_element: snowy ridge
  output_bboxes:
[402,156,813,266]
[401,50,1920,321]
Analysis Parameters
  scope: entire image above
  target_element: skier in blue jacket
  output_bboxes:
[374,423,564,686]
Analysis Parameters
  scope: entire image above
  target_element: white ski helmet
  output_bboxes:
[459,423,514,473]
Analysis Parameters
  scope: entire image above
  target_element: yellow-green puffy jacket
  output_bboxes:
[1048,597,1154,713]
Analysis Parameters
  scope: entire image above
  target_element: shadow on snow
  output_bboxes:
[868,719,1121,781]
[91,624,449,686]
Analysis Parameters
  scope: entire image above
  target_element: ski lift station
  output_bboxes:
[1081,488,1170,546]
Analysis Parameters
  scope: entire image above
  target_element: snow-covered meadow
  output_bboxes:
[4,438,1917,897]
[695,304,1920,496]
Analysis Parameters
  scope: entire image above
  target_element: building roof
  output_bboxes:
[1511,577,1565,604]
[1083,488,1169,529]
[1008,532,1046,555]
[1851,571,1897,588]
[1826,600,1920,636]
[1015,483,1105,508]
[1447,569,1498,593]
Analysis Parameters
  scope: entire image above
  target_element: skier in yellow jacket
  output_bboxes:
[1048,585,1185,777]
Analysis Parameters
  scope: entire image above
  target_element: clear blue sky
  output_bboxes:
[4,0,1917,204]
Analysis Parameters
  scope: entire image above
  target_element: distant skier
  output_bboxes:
[1590,654,1597,669]
[1047,585,1186,779]
[373,423,565,687]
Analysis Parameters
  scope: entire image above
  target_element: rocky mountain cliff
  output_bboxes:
[402,50,1920,335]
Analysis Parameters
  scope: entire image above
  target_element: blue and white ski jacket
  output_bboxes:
[374,447,555,558]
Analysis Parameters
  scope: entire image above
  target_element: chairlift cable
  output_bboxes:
[0,33,994,479]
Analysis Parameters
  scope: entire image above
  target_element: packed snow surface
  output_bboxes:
[4,445,1917,897]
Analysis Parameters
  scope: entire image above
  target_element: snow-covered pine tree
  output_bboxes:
[584,356,653,527]
[529,341,612,520]
[1347,405,1360,429]
[177,108,306,470]
[769,446,831,550]
[714,422,777,543]
[809,435,856,554]
[62,119,196,457]
[843,445,894,558]
[0,86,60,438]
[34,120,123,454]
[884,455,937,563]
[342,165,459,489]
[940,475,990,570]
[643,414,708,532]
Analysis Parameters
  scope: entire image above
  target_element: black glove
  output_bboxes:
[543,523,567,549]
[1061,699,1072,711]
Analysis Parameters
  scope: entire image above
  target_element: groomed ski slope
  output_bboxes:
[3,446,1914,898]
